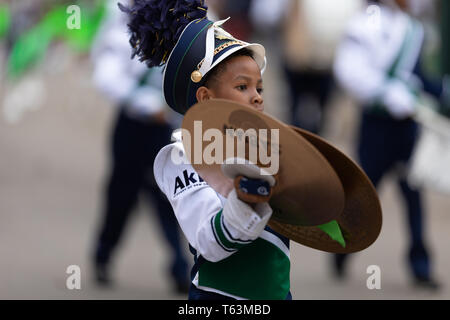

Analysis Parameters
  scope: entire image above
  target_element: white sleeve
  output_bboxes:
[154,142,259,262]
[91,49,139,104]
[90,10,165,116]
[333,27,386,103]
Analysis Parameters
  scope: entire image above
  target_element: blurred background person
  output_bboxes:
[90,0,189,293]
[250,0,362,135]
[333,0,449,290]
[206,0,253,41]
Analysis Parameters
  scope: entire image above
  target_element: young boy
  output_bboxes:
[120,0,291,299]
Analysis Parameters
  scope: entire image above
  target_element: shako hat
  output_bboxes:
[119,0,266,115]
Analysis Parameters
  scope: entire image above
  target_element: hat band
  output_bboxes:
[195,40,246,71]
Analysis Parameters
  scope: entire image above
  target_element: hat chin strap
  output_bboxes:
[198,17,233,77]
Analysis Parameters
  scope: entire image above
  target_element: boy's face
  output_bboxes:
[196,55,264,112]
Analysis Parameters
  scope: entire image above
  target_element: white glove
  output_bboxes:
[222,189,272,240]
[382,79,417,120]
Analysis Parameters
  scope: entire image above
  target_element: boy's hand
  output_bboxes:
[222,189,272,240]
[221,158,275,239]
[233,175,272,205]
[221,157,276,205]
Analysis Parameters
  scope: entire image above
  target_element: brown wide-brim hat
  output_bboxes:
[182,99,382,253]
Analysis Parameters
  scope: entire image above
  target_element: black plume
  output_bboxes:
[118,0,208,67]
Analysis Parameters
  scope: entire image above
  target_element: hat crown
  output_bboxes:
[119,0,266,115]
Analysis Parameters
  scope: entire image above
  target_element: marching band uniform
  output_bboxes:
[154,131,291,300]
